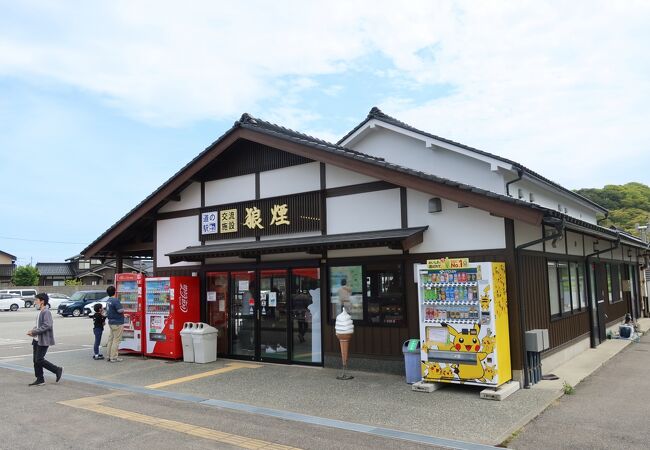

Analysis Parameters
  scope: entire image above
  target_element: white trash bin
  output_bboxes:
[180,322,197,362]
[192,323,218,363]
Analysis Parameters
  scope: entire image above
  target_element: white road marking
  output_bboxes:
[0,348,90,360]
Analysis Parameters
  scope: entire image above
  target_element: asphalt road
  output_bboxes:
[0,308,449,450]
[507,332,650,449]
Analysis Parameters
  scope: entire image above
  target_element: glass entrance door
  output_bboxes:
[291,268,321,363]
[206,272,229,355]
[259,269,288,361]
[231,271,256,358]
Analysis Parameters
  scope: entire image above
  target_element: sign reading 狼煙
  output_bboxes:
[199,191,321,240]
[426,258,470,270]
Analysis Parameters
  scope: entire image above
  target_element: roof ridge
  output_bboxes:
[238,113,387,162]
[342,107,607,213]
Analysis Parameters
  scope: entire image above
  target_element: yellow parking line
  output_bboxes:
[145,362,262,389]
[59,394,300,449]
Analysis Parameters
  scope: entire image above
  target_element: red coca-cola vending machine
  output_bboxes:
[144,276,200,359]
[115,272,145,354]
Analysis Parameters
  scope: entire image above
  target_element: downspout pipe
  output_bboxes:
[506,168,524,197]
[585,234,621,343]
[515,217,565,389]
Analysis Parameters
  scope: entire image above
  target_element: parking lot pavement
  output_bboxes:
[2,368,451,450]
[6,310,645,448]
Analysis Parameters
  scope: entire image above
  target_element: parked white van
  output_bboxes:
[0,289,38,308]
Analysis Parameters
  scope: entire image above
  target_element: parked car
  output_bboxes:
[57,290,106,317]
[0,293,26,311]
[47,293,71,309]
[0,289,37,308]
[83,296,109,316]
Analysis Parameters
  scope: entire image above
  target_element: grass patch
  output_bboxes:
[563,381,575,395]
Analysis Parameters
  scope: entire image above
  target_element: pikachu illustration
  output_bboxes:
[441,366,455,379]
[480,365,497,383]
[442,322,488,381]
[481,329,496,354]
[480,285,491,312]
[422,362,442,381]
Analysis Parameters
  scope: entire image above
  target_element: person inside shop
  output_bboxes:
[293,290,310,343]
[337,278,352,314]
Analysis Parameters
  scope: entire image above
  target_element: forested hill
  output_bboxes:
[574,182,650,237]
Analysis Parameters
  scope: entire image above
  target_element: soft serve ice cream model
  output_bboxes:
[335,308,354,380]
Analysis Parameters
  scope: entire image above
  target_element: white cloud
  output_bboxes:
[1,0,649,189]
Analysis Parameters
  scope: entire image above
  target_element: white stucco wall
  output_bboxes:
[566,231,585,256]
[349,127,505,195]
[325,164,379,188]
[156,216,201,268]
[326,189,401,234]
[260,162,320,197]
[205,174,255,206]
[347,124,604,225]
[158,182,201,213]
[511,179,599,224]
[514,221,543,251]
[406,189,506,253]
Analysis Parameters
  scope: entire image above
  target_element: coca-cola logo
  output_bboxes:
[179,283,189,313]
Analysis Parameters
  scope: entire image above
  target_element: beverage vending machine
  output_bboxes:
[145,276,200,359]
[416,258,511,387]
[115,272,144,354]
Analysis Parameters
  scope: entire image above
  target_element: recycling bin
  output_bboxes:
[180,322,197,362]
[192,323,218,363]
[403,339,422,384]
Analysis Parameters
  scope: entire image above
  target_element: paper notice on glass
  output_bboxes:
[426,326,448,344]
[207,291,217,302]
[238,280,249,292]
[219,299,225,311]
[268,292,277,307]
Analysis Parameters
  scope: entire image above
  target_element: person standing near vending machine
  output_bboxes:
[105,286,125,362]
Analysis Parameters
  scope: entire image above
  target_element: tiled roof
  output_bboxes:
[36,263,75,277]
[338,107,607,214]
[81,111,645,256]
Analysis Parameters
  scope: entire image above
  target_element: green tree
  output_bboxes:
[11,265,40,286]
[575,182,650,236]
[64,278,82,286]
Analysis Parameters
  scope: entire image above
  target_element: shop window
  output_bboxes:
[365,263,404,326]
[578,263,587,309]
[548,262,560,316]
[606,263,613,302]
[610,264,623,304]
[329,263,405,326]
[548,259,586,318]
[558,262,571,313]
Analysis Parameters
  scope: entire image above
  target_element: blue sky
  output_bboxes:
[1,1,649,265]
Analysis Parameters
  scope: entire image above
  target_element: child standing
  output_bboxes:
[90,303,106,360]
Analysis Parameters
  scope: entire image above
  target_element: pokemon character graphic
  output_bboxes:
[480,285,491,312]
[422,362,442,380]
[481,329,496,354]
[480,365,497,382]
[442,322,488,380]
[441,366,455,379]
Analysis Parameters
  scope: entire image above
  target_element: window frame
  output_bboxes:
[328,261,406,328]
[547,257,587,319]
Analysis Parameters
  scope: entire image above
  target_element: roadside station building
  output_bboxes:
[82,107,649,386]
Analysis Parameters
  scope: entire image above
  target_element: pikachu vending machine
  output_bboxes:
[416,258,511,387]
